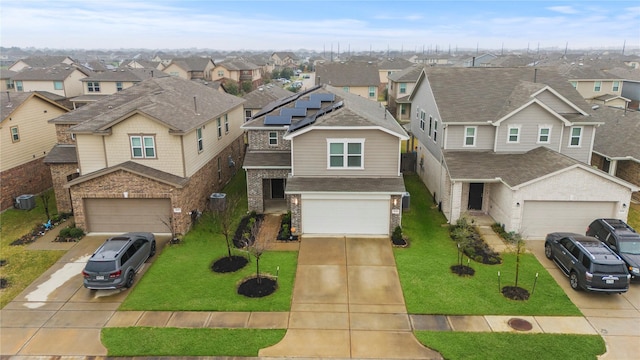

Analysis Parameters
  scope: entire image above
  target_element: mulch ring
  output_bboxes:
[237,276,277,298]
[502,286,530,301]
[211,255,249,273]
[450,264,475,277]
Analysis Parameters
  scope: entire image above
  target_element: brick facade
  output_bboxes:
[246,168,290,213]
[1,158,53,211]
[49,163,78,213]
[247,129,290,151]
[616,160,640,202]
[70,136,245,235]
[55,124,75,144]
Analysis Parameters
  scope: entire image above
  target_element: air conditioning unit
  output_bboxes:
[15,194,36,210]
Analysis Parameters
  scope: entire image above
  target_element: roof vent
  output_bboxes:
[592,105,600,110]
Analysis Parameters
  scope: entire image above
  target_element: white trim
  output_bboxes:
[268,131,278,146]
[507,125,521,143]
[568,126,583,147]
[537,125,552,144]
[463,126,477,147]
[326,138,365,170]
[493,99,575,126]
[511,164,639,192]
[530,86,589,116]
[283,125,409,140]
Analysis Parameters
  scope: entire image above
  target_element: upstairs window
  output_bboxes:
[224,114,229,133]
[328,139,364,169]
[87,81,100,92]
[54,81,63,90]
[569,126,582,147]
[538,126,551,143]
[419,110,425,131]
[15,81,23,91]
[10,126,19,142]
[269,131,278,145]
[464,126,477,146]
[369,86,375,98]
[570,81,577,88]
[196,127,203,152]
[400,104,406,115]
[428,116,433,137]
[343,86,350,93]
[594,81,601,92]
[130,135,156,158]
[217,70,224,77]
[216,118,222,138]
[612,81,620,92]
[399,83,407,94]
[507,125,520,143]
[433,119,438,142]
[116,82,123,91]
[245,109,252,121]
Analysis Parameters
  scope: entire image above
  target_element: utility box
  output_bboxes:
[402,192,410,211]
[16,194,36,210]
[209,193,226,211]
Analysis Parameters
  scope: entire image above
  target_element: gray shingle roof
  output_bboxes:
[168,57,213,72]
[286,177,405,193]
[388,64,425,82]
[12,65,90,81]
[81,69,145,82]
[378,58,414,71]
[591,107,640,161]
[422,67,594,124]
[444,147,581,187]
[0,69,17,79]
[12,56,74,68]
[243,85,294,109]
[52,76,244,134]
[315,62,380,87]
[218,59,259,71]
[66,160,188,188]
[44,144,77,164]
[243,151,291,168]
[1,91,69,121]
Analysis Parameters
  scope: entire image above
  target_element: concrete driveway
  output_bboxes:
[527,239,640,360]
[0,234,170,356]
[259,236,442,359]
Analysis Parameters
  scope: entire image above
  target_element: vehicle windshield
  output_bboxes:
[618,239,640,255]
[84,260,116,273]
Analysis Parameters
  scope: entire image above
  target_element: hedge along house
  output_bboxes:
[242,85,408,236]
[45,76,245,236]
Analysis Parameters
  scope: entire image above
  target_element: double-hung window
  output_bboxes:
[538,126,551,143]
[87,81,100,92]
[433,119,438,142]
[224,114,229,133]
[464,126,477,146]
[569,126,582,147]
[594,81,601,92]
[428,116,433,137]
[130,135,156,158]
[15,81,23,91]
[196,127,203,152]
[54,81,63,90]
[328,139,364,169]
[399,83,407,94]
[368,86,375,98]
[268,131,278,146]
[343,86,350,93]
[507,125,520,143]
[612,81,620,92]
[216,118,222,138]
[10,126,19,142]
[419,110,425,131]
[116,82,123,91]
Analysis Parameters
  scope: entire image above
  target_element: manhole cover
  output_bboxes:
[508,318,533,331]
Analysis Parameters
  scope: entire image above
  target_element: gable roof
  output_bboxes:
[243,85,294,110]
[315,62,380,87]
[52,76,244,134]
[388,64,425,83]
[413,67,595,124]
[591,107,640,161]
[444,146,637,190]
[166,57,213,72]
[12,64,90,81]
[12,55,74,68]
[81,69,146,82]
[1,91,70,122]
[217,59,259,71]
[65,161,188,189]
[378,58,414,71]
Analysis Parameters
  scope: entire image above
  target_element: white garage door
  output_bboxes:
[301,195,390,235]
[521,201,616,239]
[84,198,171,233]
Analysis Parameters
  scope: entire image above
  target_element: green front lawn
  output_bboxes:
[0,190,66,308]
[396,174,581,316]
[102,328,285,357]
[120,170,297,311]
[627,202,640,230]
[415,332,605,360]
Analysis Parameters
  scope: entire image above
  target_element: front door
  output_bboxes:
[468,183,484,210]
[271,179,285,199]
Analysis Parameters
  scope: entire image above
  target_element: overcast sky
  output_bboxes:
[1,0,638,52]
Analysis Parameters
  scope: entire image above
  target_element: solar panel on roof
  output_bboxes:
[295,100,322,109]
[310,93,335,102]
[264,115,292,125]
[287,101,344,132]
[280,107,307,117]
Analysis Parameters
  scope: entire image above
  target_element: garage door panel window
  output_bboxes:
[328,139,364,169]
[130,135,156,158]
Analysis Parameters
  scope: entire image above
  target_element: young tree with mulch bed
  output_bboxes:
[449,216,476,276]
[237,223,277,298]
[501,231,530,300]
[211,196,248,273]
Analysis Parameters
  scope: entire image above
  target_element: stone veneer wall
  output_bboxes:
[70,136,245,235]
[247,129,290,151]
[290,195,301,235]
[1,158,53,210]
[55,124,75,144]
[246,168,291,212]
[390,194,402,233]
[49,163,78,213]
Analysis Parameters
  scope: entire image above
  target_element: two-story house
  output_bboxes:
[212,59,262,90]
[0,69,17,91]
[566,66,635,110]
[45,76,245,236]
[72,69,162,108]
[162,57,216,81]
[271,52,299,68]
[377,58,414,92]
[589,106,640,202]
[315,62,380,100]
[1,91,70,210]
[409,67,637,238]
[11,65,91,98]
[8,55,76,72]
[242,84,294,121]
[387,64,425,122]
[242,85,408,236]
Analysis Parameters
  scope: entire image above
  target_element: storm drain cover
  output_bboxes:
[508,318,533,331]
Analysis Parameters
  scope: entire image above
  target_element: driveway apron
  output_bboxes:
[259,236,442,359]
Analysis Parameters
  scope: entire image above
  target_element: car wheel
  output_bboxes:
[569,271,580,291]
[544,243,553,259]
[149,241,156,257]
[125,271,135,288]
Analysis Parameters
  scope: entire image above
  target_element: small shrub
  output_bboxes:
[281,224,290,238]
[58,227,72,238]
[68,227,84,238]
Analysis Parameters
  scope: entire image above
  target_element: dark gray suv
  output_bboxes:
[545,232,630,293]
[587,218,640,280]
[82,232,156,290]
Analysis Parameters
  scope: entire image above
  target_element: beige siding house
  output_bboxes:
[11,65,90,98]
[46,76,245,236]
[409,67,638,238]
[242,85,408,236]
[1,92,70,210]
[162,57,215,81]
[9,55,75,72]
[387,64,424,122]
[315,62,381,101]
[212,59,262,89]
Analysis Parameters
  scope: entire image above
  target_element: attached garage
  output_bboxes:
[301,194,391,235]
[521,201,617,239]
[84,198,171,233]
